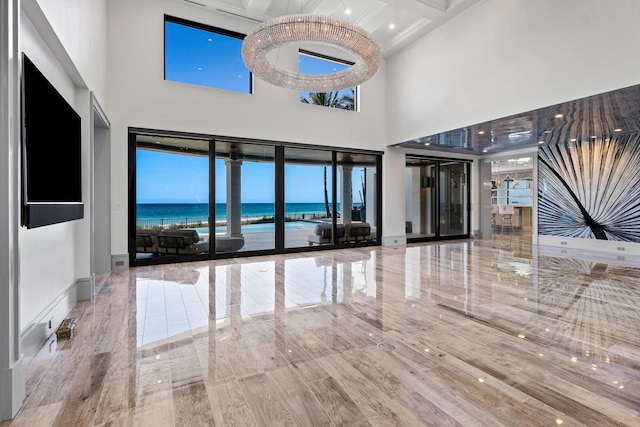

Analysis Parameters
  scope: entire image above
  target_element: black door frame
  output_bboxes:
[128,127,383,266]
[405,155,471,243]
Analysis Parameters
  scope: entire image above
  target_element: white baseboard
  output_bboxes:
[0,358,25,421]
[538,235,640,256]
[381,235,407,246]
[111,254,128,270]
[20,277,92,364]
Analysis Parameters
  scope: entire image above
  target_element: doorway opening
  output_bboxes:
[129,129,382,266]
[405,156,470,242]
[488,156,534,244]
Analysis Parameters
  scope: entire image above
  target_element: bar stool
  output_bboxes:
[499,204,515,234]
[491,205,499,233]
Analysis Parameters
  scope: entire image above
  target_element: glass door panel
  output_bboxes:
[284,148,333,249]
[135,135,211,261]
[133,130,383,263]
[406,156,469,241]
[405,159,436,239]
[214,141,275,253]
[440,161,468,237]
[336,152,379,244]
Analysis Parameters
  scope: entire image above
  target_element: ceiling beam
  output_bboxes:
[304,0,342,15]
[383,0,445,21]
[351,3,392,34]
[243,0,273,19]
[381,18,429,52]
[414,0,447,12]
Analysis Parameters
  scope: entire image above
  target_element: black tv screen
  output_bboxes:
[21,53,84,228]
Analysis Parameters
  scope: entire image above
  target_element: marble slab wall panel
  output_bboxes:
[538,133,640,242]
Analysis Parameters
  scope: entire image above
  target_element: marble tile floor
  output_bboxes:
[3,237,640,426]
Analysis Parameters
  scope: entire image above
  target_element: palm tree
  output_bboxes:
[300,88,356,219]
[323,166,331,218]
[338,88,355,111]
[299,88,355,110]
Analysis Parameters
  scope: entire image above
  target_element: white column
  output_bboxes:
[382,148,407,245]
[365,168,376,226]
[339,165,353,224]
[224,159,243,237]
[1,0,25,420]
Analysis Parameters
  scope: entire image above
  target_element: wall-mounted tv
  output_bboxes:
[21,53,84,228]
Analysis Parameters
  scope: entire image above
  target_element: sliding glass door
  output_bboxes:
[284,148,334,249]
[406,156,470,241]
[130,129,383,266]
[133,134,211,262]
[440,161,468,237]
[336,151,379,245]
[214,141,275,253]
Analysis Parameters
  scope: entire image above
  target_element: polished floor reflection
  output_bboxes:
[5,237,640,426]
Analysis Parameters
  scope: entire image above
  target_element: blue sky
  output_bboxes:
[165,21,251,92]
[137,150,366,204]
[138,20,364,204]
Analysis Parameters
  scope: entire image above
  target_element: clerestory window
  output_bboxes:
[298,50,358,111]
[164,15,252,94]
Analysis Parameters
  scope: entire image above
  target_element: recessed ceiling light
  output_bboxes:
[591,135,597,139]
[482,149,488,153]
[570,138,577,142]
[389,23,395,30]
[478,130,485,135]
[538,140,544,144]
[614,128,622,132]
[345,8,352,15]
[424,142,430,146]
[554,114,563,118]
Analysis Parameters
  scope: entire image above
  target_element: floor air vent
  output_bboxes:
[377,343,395,351]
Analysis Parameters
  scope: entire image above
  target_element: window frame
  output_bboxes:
[298,49,359,112]
[164,14,253,94]
[128,128,382,267]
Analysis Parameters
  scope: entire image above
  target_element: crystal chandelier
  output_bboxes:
[242,14,381,92]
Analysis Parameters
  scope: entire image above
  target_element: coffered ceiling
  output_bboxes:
[176,0,483,56]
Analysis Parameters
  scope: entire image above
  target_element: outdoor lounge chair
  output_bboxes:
[215,236,245,252]
[136,229,160,254]
[345,222,372,242]
[308,223,346,245]
[157,229,209,255]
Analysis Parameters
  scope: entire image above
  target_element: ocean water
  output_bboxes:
[136,202,354,226]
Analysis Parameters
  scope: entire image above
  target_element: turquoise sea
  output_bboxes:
[136,202,354,227]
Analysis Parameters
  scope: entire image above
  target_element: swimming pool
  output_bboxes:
[195,220,322,235]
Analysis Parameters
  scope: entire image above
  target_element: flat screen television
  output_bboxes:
[21,53,84,228]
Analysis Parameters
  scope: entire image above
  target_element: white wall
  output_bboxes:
[35,0,108,105]
[106,0,388,254]
[381,148,406,245]
[387,0,640,144]
[19,0,107,330]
